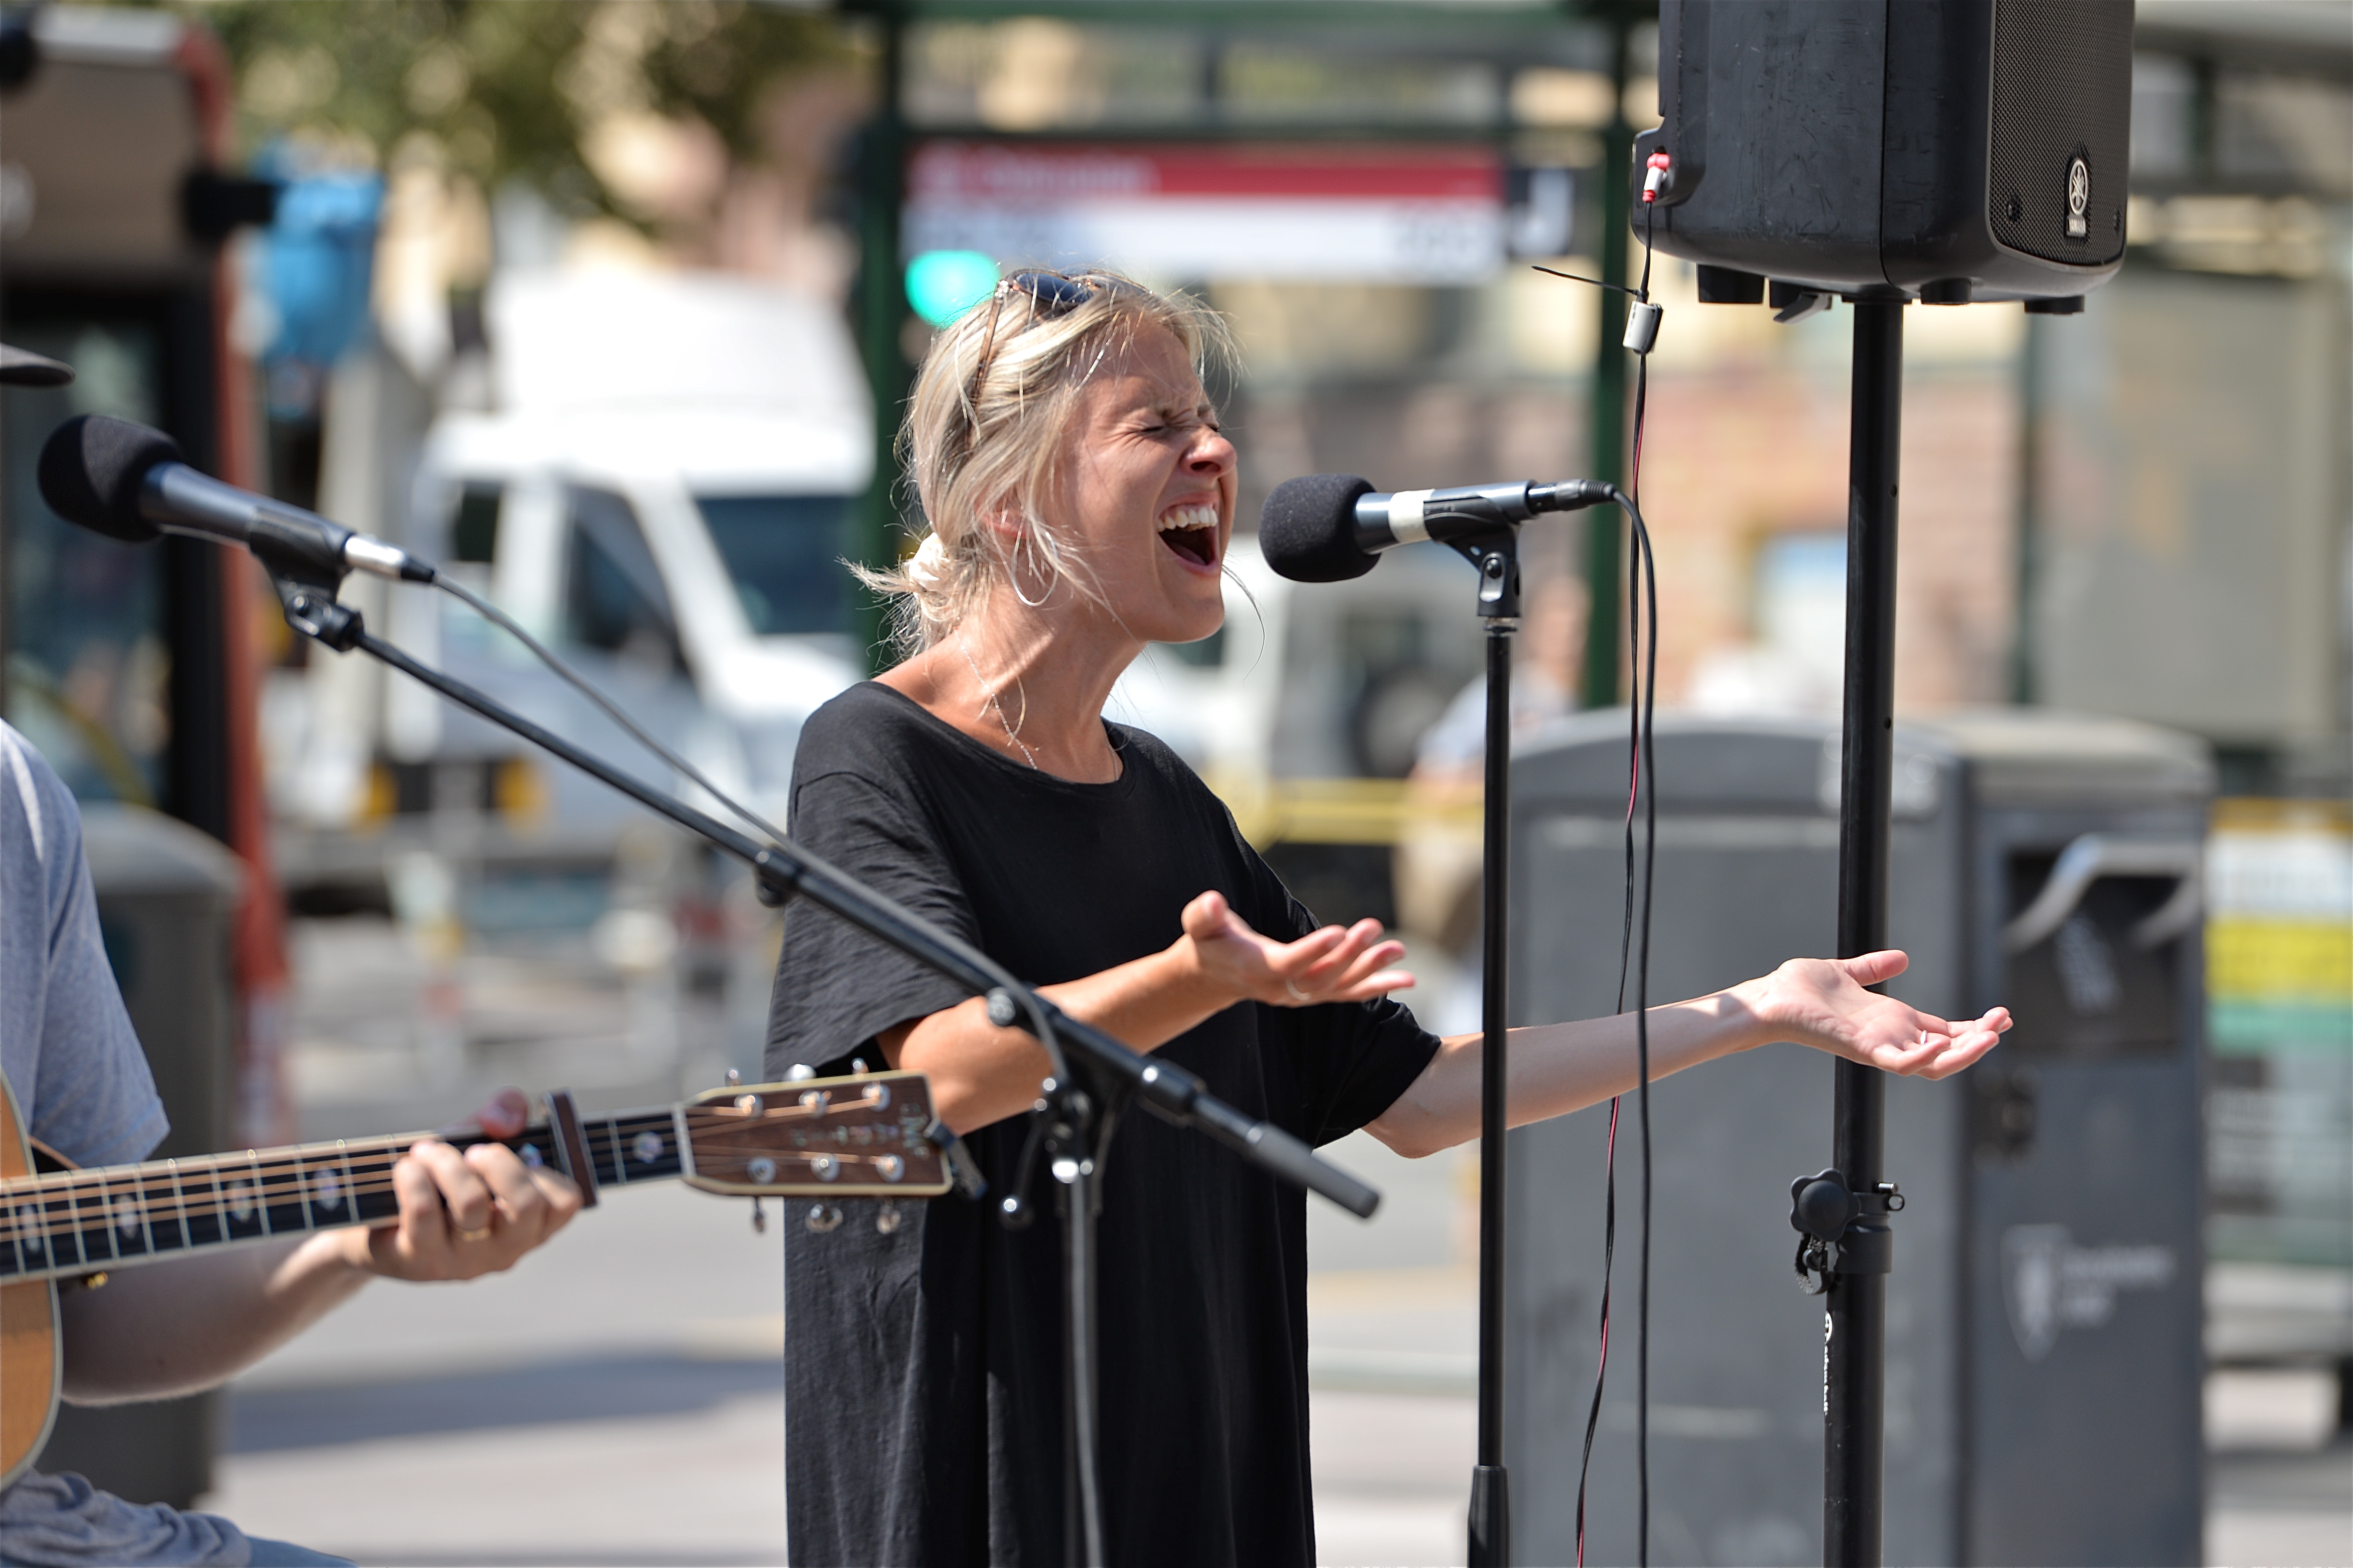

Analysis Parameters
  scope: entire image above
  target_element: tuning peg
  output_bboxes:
[785,1063,815,1082]
[752,1197,767,1234]
[876,1201,902,1235]
[851,1057,870,1075]
[726,1068,742,1088]
[805,1203,842,1233]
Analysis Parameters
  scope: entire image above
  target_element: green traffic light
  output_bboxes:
[905,251,1000,328]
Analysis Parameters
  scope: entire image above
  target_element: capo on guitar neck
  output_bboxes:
[540,1090,600,1209]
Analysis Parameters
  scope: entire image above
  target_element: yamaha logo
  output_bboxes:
[2065,155,2091,240]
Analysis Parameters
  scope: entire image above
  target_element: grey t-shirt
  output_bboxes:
[0,722,255,1567]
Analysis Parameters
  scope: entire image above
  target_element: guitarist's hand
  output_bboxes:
[62,1090,584,1404]
[340,1089,584,1281]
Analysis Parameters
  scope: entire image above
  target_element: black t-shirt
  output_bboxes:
[765,681,1440,1568]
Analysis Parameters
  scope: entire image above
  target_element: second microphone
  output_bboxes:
[1259,472,1614,582]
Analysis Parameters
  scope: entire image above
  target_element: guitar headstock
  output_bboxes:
[678,1070,950,1198]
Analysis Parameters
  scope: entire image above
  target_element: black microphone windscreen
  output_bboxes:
[38,414,179,544]
[1259,473,1378,582]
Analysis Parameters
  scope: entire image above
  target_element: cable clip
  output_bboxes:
[1641,150,1673,205]
[1623,301,1663,355]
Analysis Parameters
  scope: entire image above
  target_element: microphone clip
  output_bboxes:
[1463,539,1520,621]
[277,582,365,653]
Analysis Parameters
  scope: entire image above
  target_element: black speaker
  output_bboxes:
[1635,0,2134,304]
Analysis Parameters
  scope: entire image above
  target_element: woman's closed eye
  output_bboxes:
[1136,405,1218,437]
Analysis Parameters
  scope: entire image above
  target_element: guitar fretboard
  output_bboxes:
[0,1107,683,1286]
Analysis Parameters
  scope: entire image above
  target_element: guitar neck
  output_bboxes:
[0,1105,685,1287]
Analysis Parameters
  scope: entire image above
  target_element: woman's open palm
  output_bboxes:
[1181,890,1415,1009]
[1747,950,2010,1078]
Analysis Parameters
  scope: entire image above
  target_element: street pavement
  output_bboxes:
[189,916,2349,1565]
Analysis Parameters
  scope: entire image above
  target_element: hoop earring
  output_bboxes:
[1010,525,1056,609]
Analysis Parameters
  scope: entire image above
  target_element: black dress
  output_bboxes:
[766,682,1439,1568]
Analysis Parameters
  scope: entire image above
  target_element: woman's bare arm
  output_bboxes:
[882,891,1411,1132]
[1365,951,2012,1158]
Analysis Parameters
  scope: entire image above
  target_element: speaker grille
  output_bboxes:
[1987,0,2133,268]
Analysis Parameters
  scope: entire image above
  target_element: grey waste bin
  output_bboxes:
[39,804,244,1509]
[1503,710,2211,1568]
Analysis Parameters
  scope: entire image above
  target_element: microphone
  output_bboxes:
[1259,472,1614,582]
[37,414,433,583]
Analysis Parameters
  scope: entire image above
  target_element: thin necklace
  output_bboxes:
[955,634,1039,770]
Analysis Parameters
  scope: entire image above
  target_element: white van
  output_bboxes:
[381,269,873,833]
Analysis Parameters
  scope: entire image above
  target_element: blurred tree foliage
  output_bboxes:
[153,0,849,212]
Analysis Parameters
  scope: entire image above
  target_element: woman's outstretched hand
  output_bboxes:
[1737,950,2010,1078]
[1180,890,1415,1009]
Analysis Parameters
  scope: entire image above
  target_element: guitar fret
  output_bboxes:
[348,1143,403,1226]
[0,1189,23,1279]
[11,1191,46,1274]
[591,1116,624,1187]
[36,1191,71,1268]
[69,1178,113,1267]
[224,1153,268,1241]
[610,1117,637,1184]
[609,1112,682,1183]
[150,1159,189,1254]
[180,1156,227,1249]
[133,1164,160,1254]
[299,1148,338,1230]
[32,1186,67,1271]
[101,1168,149,1262]
[259,1151,310,1236]
[336,1141,362,1234]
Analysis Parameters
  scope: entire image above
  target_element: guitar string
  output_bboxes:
[0,1110,920,1252]
[0,1107,868,1224]
[0,1115,685,1249]
[0,1098,906,1217]
[0,1126,673,1215]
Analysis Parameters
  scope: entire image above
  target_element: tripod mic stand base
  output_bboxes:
[1469,1463,1509,1566]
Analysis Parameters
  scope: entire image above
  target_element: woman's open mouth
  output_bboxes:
[1157,503,1220,567]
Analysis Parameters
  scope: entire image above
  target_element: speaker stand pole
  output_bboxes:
[1466,537,1520,1568]
[1823,293,1905,1568]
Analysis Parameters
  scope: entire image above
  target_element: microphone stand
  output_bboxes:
[262,572,1381,1568]
[1453,527,1521,1568]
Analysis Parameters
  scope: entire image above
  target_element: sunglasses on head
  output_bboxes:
[961,270,1107,420]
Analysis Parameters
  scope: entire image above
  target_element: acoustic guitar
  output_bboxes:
[0,1069,950,1485]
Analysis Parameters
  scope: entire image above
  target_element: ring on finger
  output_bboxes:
[1283,979,1311,1004]
[455,1225,494,1243]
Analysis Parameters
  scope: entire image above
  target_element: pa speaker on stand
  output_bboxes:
[1637,0,2132,311]
[1576,4,2136,1565]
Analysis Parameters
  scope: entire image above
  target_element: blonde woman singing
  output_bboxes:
[766,270,2008,1567]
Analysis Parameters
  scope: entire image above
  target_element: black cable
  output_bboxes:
[1531,264,1642,298]
[430,559,1122,1563]
[1632,199,1659,1568]
[433,575,789,848]
[1564,196,1661,1568]
[1631,485,1658,1568]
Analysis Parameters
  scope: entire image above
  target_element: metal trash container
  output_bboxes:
[39,804,243,1509]
[1504,709,2211,1568]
